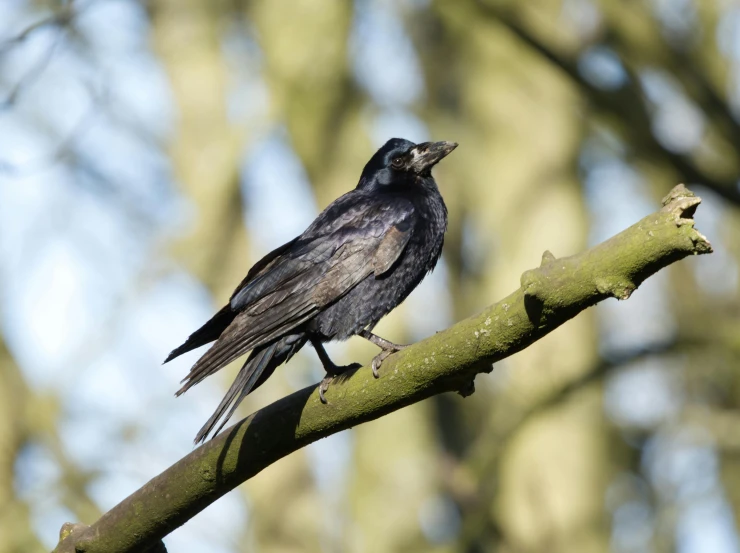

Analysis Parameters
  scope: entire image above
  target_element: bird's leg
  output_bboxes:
[358,329,408,378]
[311,339,361,403]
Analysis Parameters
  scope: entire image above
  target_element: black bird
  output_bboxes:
[165,138,457,443]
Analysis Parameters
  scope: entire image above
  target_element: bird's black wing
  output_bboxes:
[177,193,416,394]
[164,238,299,363]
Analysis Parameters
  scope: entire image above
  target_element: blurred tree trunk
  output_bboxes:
[150,0,249,294]
[416,3,615,551]
[149,2,326,551]
[0,337,43,553]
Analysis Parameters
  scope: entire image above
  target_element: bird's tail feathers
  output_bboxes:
[164,304,236,363]
[193,333,306,444]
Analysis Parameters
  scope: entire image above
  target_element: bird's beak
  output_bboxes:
[409,141,458,174]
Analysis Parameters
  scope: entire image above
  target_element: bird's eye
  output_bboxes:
[391,157,404,169]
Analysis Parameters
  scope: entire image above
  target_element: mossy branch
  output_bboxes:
[54,184,711,553]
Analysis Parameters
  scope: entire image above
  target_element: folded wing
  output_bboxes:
[177,194,416,395]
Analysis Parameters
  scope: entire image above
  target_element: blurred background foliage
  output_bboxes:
[1,0,739,551]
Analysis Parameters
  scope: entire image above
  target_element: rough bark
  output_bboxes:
[54,184,711,553]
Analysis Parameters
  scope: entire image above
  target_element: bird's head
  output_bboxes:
[357,138,457,191]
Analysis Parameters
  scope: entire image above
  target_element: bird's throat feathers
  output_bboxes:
[357,171,440,194]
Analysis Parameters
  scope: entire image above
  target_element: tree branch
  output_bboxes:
[54,184,712,553]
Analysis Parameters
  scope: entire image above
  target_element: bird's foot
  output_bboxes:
[371,342,407,378]
[319,362,362,404]
[358,330,407,377]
